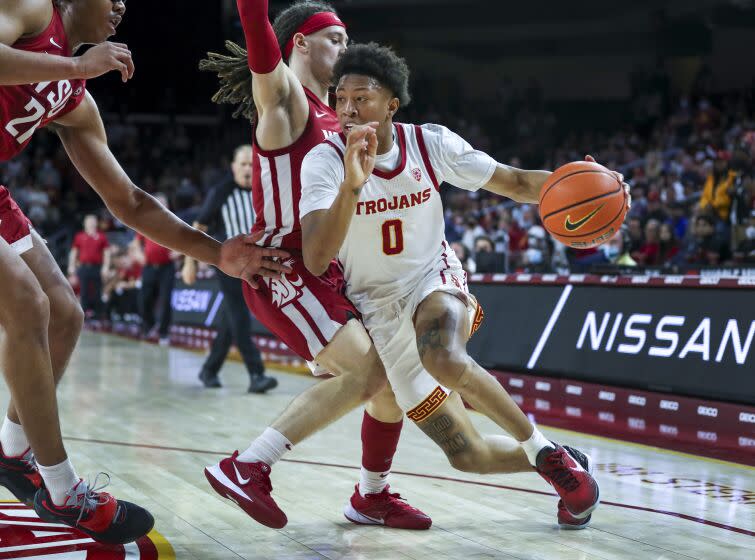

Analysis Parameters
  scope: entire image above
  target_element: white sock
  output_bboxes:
[237,427,292,466]
[0,416,29,457]
[36,459,80,506]
[520,427,554,467]
[359,467,389,497]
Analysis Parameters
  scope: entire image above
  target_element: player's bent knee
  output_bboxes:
[419,347,470,391]
[0,283,50,334]
[52,284,84,333]
[447,445,487,474]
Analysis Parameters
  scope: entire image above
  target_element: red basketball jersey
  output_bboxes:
[0,4,87,162]
[251,87,339,250]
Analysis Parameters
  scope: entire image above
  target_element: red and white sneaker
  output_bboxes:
[33,476,154,544]
[344,484,432,530]
[204,451,287,529]
[0,445,43,505]
[557,445,595,529]
[536,443,599,519]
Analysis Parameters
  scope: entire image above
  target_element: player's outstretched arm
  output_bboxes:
[481,165,551,204]
[236,0,308,149]
[53,93,291,287]
[301,124,378,275]
[0,1,134,84]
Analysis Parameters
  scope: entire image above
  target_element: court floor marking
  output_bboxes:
[62,435,755,537]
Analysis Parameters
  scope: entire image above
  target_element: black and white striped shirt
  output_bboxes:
[196,177,255,241]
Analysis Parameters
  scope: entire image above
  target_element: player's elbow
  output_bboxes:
[303,245,329,277]
[106,185,147,228]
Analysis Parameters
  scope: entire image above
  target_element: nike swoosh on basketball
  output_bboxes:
[233,463,251,485]
[50,37,63,49]
[564,203,606,232]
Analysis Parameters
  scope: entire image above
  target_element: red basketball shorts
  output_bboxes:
[0,186,33,255]
[242,255,357,368]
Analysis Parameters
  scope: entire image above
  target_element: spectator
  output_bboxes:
[680,214,728,266]
[635,219,661,265]
[733,211,755,264]
[658,222,681,264]
[473,236,506,273]
[103,249,141,323]
[521,226,551,273]
[627,217,644,253]
[450,241,476,274]
[130,194,178,345]
[68,214,110,320]
[699,152,737,224]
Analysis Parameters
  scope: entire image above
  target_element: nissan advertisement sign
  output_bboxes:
[468,284,754,405]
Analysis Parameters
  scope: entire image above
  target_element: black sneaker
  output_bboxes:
[33,475,154,544]
[199,369,222,388]
[248,374,278,394]
[0,446,42,505]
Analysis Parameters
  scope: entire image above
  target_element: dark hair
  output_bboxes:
[199,1,337,121]
[332,42,411,107]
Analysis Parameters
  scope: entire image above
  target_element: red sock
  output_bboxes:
[359,410,402,495]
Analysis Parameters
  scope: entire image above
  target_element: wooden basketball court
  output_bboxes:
[0,332,751,559]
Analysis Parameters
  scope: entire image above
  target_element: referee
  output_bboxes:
[182,145,277,394]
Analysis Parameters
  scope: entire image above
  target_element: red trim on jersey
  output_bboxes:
[292,300,329,347]
[372,125,408,180]
[324,140,344,160]
[414,125,440,192]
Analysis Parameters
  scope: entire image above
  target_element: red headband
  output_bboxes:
[284,12,346,59]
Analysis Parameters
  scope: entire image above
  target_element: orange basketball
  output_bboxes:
[539,160,627,248]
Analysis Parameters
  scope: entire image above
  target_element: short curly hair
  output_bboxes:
[332,42,411,107]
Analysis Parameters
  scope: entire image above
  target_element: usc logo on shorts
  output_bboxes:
[0,501,174,559]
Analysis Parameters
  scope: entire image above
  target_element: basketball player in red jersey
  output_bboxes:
[0,0,290,543]
[200,0,431,530]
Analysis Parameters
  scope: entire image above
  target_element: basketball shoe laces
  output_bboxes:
[65,473,113,526]
[369,488,418,514]
[20,449,38,473]
[541,449,580,492]
[242,462,273,494]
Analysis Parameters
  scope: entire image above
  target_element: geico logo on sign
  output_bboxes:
[628,417,646,430]
[509,378,524,388]
[566,406,582,417]
[660,399,679,411]
[566,385,583,395]
[697,430,717,441]
[628,395,646,406]
[171,289,213,313]
[599,391,616,401]
[598,411,615,423]
[739,412,755,424]
[535,381,551,392]
[659,424,678,435]
[535,399,550,410]
[576,312,755,365]
[739,436,755,447]
[697,406,718,417]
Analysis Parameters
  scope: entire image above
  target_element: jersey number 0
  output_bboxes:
[381,219,404,255]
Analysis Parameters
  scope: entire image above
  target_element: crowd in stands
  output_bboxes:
[1,67,753,286]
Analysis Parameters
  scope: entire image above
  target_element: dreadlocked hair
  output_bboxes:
[332,42,411,107]
[199,1,338,122]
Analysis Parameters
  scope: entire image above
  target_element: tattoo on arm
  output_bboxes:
[420,413,468,456]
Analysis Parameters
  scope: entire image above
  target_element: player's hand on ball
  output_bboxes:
[75,42,135,82]
[342,123,378,193]
[585,154,631,210]
[217,231,293,289]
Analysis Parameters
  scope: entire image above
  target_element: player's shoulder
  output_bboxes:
[416,122,455,141]
[0,0,53,42]
[304,139,344,165]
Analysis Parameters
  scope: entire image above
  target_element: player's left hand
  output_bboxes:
[585,154,631,210]
[217,231,293,289]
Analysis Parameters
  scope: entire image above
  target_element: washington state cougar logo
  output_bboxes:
[0,501,174,558]
[411,167,422,182]
[268,259,304,308]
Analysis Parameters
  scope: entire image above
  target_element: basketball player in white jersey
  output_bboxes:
[300,43,629,527]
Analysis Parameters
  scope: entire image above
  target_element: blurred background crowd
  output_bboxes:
[1,0,753,328]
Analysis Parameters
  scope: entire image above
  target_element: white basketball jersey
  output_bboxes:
[300,123,496,312]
